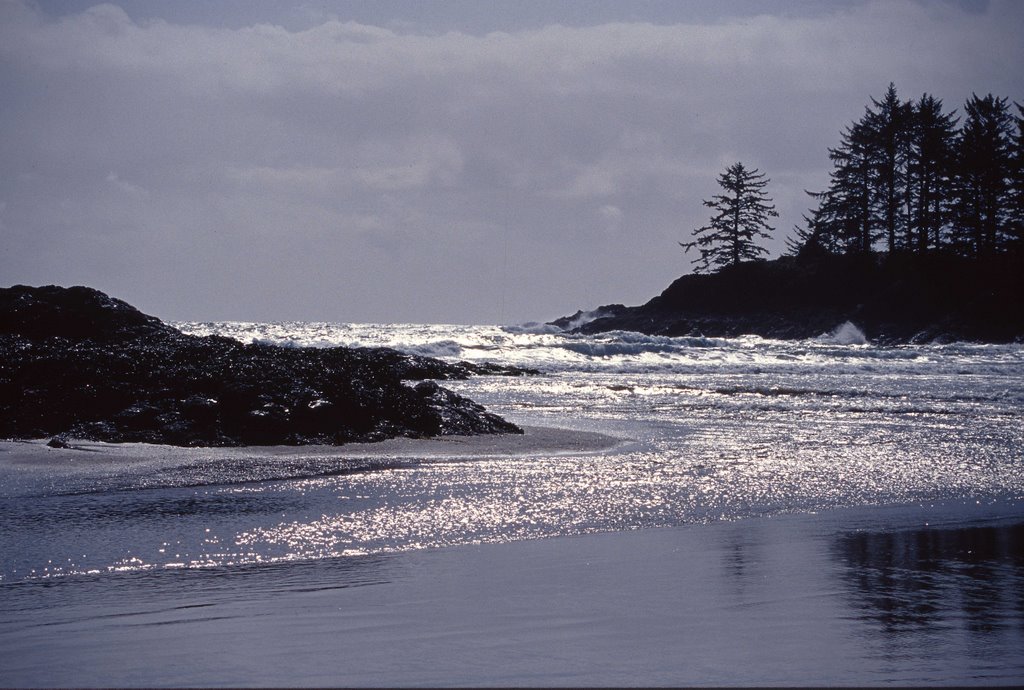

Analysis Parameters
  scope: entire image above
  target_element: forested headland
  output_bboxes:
[568,85,1024,344]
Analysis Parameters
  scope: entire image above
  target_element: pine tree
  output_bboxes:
[792,86,1022,260]
[785,218,815,256]
[907,94,958,252]
[785,205,841,257]
[866,83,914,252]
[681,162,778,273]
[953,94,1015,255]
[1009,102,1024,252]
[813,118,877,253]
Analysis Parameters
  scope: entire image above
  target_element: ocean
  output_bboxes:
[1,321,1022,686]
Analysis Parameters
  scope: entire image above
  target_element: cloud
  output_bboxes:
[105,172,150,198]
[1,0,1022,323]
[597,204,624,237]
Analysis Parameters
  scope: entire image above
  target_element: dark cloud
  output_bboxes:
[2,1,1022,323]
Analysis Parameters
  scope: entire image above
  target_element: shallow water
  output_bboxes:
[2,322,1022,685]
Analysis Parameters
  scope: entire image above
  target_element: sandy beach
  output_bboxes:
[0,427,623,501]
[0,426,621,468]
[1,498,1021,687]
[1,425,1021,686]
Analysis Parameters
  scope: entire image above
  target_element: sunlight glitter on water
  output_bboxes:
[2,324,1022,580]
[223,407,1022,565]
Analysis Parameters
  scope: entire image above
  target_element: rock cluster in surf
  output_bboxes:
[0,285,526,446]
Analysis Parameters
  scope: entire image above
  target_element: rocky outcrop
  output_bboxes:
[0,285,525,446]
[548,305,629,331]
[559,252,1024,344]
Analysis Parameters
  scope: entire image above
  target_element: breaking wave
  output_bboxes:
[554,307,617,331]
[556,331,731,358]
[818,321,869,345]
[175,320,1024,376]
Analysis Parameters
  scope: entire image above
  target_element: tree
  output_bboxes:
[865,83,914,252]
[785,217,815,256]
[1009,102,1024,252]
[807,117,877,254]
[790,86,1022,260]
[953,94,1015,255]
[681,162,778,273]
[786,204,842,257]
[907,94,958,252]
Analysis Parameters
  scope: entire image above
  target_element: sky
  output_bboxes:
[2,0,1022,325]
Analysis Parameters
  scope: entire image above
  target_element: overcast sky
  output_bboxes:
[2,0,1022,324]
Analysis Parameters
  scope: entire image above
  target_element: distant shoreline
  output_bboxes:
[557,251,1024,344]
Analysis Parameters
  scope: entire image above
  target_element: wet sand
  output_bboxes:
[2,429,1021,686]
[0,425,621,468]
[1,499,1021,687]
[0,426,623,497]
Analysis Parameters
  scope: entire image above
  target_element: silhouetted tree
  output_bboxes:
[1010,102,1024,251]
[907,94,958,252]
[953,94,1015,255]
[785,85,1024,261]
[785,217,815,256]
[681,162,778,273]
[786,205,841,257]
[810,117,877,253]
[866,83,914,252]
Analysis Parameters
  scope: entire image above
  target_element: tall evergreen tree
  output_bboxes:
[681,162,778,273]
[907,94,958,252]
[866,83,914,252]
[812,117,877,253]
[1009,102,1024,252]
[953,94,1015,255]
[786,205,841,257]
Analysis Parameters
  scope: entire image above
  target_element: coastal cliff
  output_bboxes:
[557,252,1023,344]
[0,285,524,446]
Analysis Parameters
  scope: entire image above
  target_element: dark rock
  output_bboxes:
[459,361,543,377]
[413,381,522,436]
[561,252,1024,344]
[1,285,524,446]
[0,284,173,342]
[549,304,629,331]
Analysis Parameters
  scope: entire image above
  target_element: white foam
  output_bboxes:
[553,307,624,332]
[403,340,465,358]
[503,322,563,335]
[172,320,1024,378]
[817,321,869,346]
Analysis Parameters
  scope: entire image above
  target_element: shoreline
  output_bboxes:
[2,498,1021,686]
[569,252,1024,344]
[0,425,624,469]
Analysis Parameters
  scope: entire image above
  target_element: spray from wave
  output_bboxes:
[817,321,869,346]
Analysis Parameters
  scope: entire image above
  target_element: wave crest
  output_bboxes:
[817,321,869,346]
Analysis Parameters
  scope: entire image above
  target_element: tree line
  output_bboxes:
[791,84,1023,258]
[682,84,1023,273]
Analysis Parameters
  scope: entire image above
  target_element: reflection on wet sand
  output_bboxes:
[833,520,1024,653]
[2,551,395,623]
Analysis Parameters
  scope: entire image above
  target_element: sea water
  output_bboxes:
[1,321,1022,685]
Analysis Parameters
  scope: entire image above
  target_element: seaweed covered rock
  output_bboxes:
[0,285,522,446]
